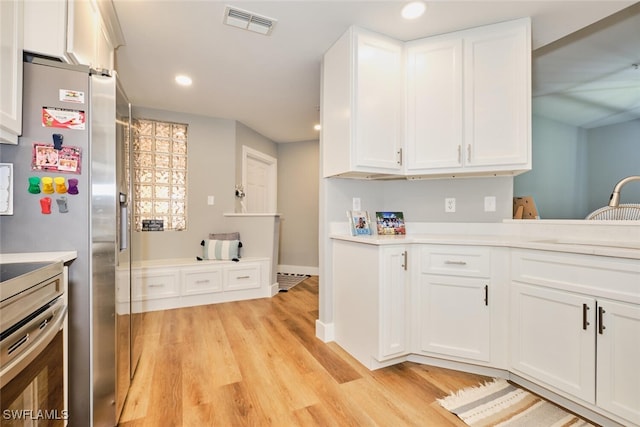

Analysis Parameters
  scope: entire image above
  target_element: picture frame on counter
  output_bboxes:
[375,211,405,235]
[347,210,372,236]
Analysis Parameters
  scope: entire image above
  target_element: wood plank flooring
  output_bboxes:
[118,276,490,426]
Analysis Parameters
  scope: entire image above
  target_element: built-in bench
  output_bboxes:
[116,257,275,313]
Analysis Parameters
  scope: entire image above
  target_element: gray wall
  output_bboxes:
[131,107,236,261]
[325,176,514,224]
[515,115,640,219]
[586,119,640,212]
[277,140,319,270]
[515,115,588,219]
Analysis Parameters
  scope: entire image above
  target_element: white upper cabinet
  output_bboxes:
[406,18,531,176]
[323,18,531,179]
[463,18,531,172]
[0,0,23,144]
[322,27,404,178]
[405,36,463,171]
[23,0,122,70]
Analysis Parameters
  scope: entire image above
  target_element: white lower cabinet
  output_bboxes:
[418,275,491,362]
[511,283,596,402]
[511,249,640,426]
[379,246,409,358]
[415,245,493,364]
[596,299,640,425]
[333,240,409,368]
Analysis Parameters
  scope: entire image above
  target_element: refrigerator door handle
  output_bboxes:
[119,192,128,251]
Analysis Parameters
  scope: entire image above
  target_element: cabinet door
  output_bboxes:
[378,247,409,359]
[0,0,23,144]
[511,283,596,403]
[463,19,530,169]
[353,30,404,173]
[418,275,491,362]
[66,0,99,66]
[406,37,463,172]
[596,300,640,425]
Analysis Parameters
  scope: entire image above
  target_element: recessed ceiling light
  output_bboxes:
[175,75,192,86]
[401,1,426,19]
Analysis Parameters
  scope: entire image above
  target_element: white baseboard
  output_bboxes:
[315,319,334,342]
[278,264,319,276]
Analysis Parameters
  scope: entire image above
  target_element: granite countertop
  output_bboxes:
[0,251,78,264]
[330,233,640,260]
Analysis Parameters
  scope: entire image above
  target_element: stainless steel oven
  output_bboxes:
[0,262,67,426]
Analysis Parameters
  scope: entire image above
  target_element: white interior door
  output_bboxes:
[242,146,277,213]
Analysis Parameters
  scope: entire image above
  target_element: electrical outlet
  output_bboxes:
[484,196,496,212]
[445,197,456,213]
[352,197,361,211]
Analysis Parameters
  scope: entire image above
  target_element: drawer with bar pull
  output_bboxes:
[182,269,223,295]
[224,265,261,291]
[132,269,180,300]
[420,245,491,278]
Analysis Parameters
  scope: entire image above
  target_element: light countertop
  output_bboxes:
[330,233,640,260]
[0,251,78,264]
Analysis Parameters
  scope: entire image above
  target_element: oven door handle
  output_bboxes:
[0,303,67,387]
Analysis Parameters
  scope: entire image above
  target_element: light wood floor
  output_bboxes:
[118,276,491,426]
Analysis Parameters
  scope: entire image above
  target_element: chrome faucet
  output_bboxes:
[608,175,640,207]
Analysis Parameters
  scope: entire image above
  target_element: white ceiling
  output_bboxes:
[112,1,637,143]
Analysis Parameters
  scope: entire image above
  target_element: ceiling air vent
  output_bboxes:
[223,6,277,36]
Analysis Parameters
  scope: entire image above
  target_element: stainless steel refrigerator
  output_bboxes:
[0,56,131,427]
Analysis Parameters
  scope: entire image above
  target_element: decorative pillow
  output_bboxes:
[203,239,240,261]
[208,231,242,256]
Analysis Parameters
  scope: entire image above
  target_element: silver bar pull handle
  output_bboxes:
[119,192,128,251]
[397,148,403,166]
[484,285,488,306]
[445,260,467,265]
[467,144,471,163]
[237,275,251,279]
[457,145,462,164]
[401,251,408,271]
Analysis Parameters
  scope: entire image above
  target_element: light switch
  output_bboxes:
[352,197,361,211]
[207,195,215,205]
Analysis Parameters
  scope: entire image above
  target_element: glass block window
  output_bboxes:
[131,119,188,231]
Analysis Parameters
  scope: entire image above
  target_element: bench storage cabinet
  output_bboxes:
[118,257,272,313]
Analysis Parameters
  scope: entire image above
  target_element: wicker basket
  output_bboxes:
[585,204,640,220]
